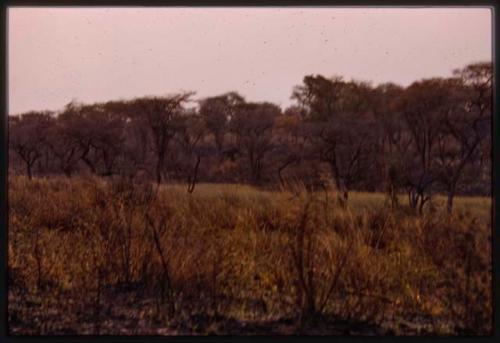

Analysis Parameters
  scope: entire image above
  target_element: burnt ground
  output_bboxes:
[8,288,445,336]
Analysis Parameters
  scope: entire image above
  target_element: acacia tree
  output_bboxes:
[7,61,491,201]
[230,102,281,183]
[434,62,492,213]
[171,111,208,193]
[292,75,376,204]
[55,101,129,177]
[128,93,194,184]
[199,92,244,154]
[396,78,458,214]
[273,106,308,187]
[9,111,54,179]
[101,100,154,179]
[46,115,81,178]
[371,83,408,207]
[91,105,128,177]
[57,102,102,175]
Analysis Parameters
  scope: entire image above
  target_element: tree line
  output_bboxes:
[9,61,491,213]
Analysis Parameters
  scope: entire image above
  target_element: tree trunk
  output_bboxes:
[187,155,201,193]
[417,193,431,216]
[389,183,398,210]
[408,188,419,213]
[418,195,425,215]
[341,190,348,203]
[447,188,455,214]
[215,133,224,155]
[81,146,97,174]
[27,162,33,180]
[64,167,72,178]
[329,161,349,206]
[304,293,317,318]
[278,157,297,188]
[156,154,164,184]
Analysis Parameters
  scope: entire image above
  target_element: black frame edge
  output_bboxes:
[1,1,498,342]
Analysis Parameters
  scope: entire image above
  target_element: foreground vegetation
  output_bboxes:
[8,176,492,335]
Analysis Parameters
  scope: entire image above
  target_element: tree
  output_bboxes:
[435,62,492,213]
[292,75,376,204]
[128,93,194,184]
[7,61,491,202]
[230,102,281,183]
[57,102,101,175]
[46,115,81,178]
[396,78,456,214]
[101,100,155,179]
[199,92,244,154]
[9,111,54,179]
[371,83,407,207]
[171,111,208,193]
[90,105,128,177]
[273,106,307,187]
[56,101,129,178]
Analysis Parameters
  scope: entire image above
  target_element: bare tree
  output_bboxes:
[273,107,306,187]
[371,83,407,207]
[9,111,54,179]
[434,62,492,213]
[46,117,81,178]
[172,111,207,193]
[292,76,376,204]
[128,93,194,184]
[57,102,102,175]
[7,61,491,203]
[199,92,244,154]
[230,102,281,183]
[91,106,128,177]
[396,78,457,214]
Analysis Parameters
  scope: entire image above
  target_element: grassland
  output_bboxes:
[8,176,492,335]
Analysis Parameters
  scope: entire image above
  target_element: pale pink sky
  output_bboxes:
[8,7,492,114]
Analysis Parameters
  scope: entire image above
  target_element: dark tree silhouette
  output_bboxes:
[7,61,491,205]
[9,111,53,179]
[128,93,194,184]
[435,62,492,213]
[199,92,244,154]
[230,102,281,183]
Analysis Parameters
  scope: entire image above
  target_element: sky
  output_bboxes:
[8,7,492,115]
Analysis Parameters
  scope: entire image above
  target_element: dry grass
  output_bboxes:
[8,176,492,335]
